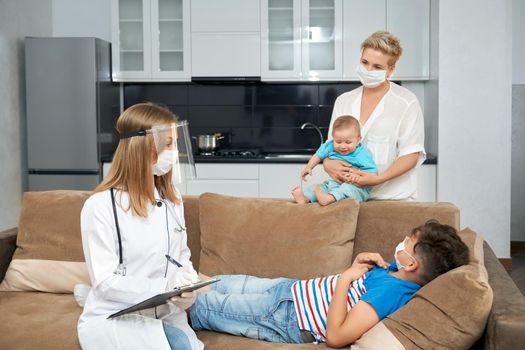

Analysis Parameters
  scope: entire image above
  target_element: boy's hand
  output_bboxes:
[341,262,373,281]
[300,166,312,181]
[353,252,390,269]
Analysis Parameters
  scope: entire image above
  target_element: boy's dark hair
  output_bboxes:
[412,220,470,285]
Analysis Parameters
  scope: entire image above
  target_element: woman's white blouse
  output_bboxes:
[329,82,426,200]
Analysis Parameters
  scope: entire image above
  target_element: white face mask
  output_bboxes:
[356,64,387,88]
[394,237,415,270]
[153,149,177,176]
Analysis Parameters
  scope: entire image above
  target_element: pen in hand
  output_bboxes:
[165,254,183,268]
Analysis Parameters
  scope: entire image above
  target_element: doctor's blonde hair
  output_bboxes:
[96,103,181,217]
[361,31,403,65]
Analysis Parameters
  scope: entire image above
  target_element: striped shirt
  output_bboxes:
[291,265,420,342]
[291,274,367,341]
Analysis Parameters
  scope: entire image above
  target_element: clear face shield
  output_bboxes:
[150,121,196,184]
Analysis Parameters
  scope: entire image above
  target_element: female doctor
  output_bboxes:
[325,31,426,200]
[78,103,203,350]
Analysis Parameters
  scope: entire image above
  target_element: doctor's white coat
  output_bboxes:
[77,189,203,350]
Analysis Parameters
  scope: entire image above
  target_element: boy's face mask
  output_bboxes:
[394,237,416,270]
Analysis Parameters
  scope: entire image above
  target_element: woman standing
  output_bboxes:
[78,103,203,350]
[325,31,426,200]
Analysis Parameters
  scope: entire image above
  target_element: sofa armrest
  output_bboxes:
[0,228,17,281]
[483,241,525,349]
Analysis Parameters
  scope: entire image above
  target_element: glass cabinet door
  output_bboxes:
[113,0,151,79]
[151,0,190,79]
[261,0,302,80]
[301,0,342,80]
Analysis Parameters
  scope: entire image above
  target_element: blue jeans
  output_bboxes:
[163,322,192,350]
[190,275,304,343]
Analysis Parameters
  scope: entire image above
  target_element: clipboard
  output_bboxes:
[107,278,219,319]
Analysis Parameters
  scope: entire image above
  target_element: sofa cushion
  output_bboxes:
[197,330,349,349]
[382,227,493,349]
[198,193,359,279]
[353,201,460,261]
[0,291,82,349]
[0,191,92,293]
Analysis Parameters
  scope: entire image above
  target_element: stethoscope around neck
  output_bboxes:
[109,188,186,276]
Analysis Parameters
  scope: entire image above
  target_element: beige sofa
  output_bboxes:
[0,190,524,350]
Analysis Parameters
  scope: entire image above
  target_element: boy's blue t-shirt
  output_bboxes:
[315,140,378,173]
[360,263,421,319]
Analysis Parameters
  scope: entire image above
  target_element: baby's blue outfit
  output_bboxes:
[304,141,378,203]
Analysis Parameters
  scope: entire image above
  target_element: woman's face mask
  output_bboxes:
[153,149,178,176]
[356,63,387,88]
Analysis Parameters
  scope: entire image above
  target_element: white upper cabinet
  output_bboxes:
[261,0,343,81]
[112,0,191,81]
[342,0,385,80]
[386,0,429,80]
[191,0,260,32]
[190,0,261,77]
[342,0,429,81]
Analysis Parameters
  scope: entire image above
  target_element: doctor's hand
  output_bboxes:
[168,291,197,311]
[345,169,382,186]
[167,265,199,290]
[323,159,352,184]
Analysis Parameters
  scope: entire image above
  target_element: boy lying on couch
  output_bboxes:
[189,221,469,348]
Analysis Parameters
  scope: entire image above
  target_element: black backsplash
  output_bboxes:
[123,82,360,153]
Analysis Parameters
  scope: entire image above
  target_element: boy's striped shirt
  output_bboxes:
[291,274,367,341]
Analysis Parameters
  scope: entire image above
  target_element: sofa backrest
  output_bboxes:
[182,197,460,270]
[353,201,460,261]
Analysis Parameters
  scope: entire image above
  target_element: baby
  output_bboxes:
[292,116,377,205]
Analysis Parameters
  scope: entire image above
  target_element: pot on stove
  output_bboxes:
[192,133,226,153]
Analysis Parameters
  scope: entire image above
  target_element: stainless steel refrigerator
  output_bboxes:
[25,37,119,191]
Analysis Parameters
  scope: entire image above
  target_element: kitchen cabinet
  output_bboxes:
[259,163,329,198]
[111,0,191,81]
[190,0,261,77]
[386,0,429,80]
[185,164,259,197]
[191,33,260,77]
[342,0,429,81]
[260,163,436,201]
[103,162,436,201]
[342,0,385,80]
[261,0,343,81]
[191,0,260,32]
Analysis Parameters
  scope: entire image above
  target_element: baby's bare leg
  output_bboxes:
[313,185,336,206]
[291,186,310,204]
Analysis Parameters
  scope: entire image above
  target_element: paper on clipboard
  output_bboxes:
[107,278,219,319]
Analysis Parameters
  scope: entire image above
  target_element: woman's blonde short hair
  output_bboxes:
[96,102,180,217]
[361,31,403,65]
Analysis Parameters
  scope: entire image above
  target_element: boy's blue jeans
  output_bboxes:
[189,275,305,343]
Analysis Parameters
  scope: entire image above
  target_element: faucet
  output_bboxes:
[300,122,324,147]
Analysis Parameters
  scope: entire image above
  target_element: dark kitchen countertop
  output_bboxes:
[102,153,437,165]
[193,153,438,165]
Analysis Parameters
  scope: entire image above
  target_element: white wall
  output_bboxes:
[511,0,525,241]
[513,0,525,85]
[0,0,52,231]
[438,0,512,257]
[52,0,111,42]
